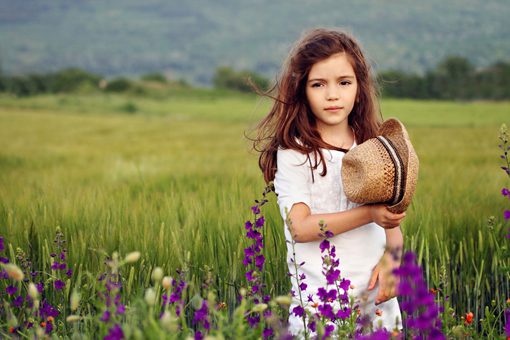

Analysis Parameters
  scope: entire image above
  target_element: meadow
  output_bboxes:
[0,91,509,338]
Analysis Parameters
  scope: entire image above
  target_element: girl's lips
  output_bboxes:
[325,106,343,111]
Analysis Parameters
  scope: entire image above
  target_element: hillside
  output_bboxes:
[0,0,509,84]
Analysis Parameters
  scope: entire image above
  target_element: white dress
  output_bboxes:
[274,145,402,335]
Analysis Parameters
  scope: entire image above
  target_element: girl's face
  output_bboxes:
[305,52,358,132]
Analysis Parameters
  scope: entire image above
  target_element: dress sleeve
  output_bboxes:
[274,149,312,219]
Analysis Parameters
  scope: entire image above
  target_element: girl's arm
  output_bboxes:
[288,203,405,243]
[368,226,403,304]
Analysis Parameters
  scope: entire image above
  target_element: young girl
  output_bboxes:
[254,28,405,334]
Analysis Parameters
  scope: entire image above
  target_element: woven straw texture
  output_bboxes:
[341,118,419,214]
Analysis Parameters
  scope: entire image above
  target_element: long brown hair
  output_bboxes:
[253,28,382,183]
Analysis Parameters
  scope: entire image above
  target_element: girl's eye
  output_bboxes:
[311,83,323,88]
[340,80,351,86]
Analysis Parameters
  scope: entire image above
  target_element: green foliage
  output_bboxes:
[141,72,168,83]
[104,77,133,92]
[0,94,509,336]
[213,66,269,93]
[379,57,510,100]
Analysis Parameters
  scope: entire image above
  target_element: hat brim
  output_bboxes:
[381,119,419,213]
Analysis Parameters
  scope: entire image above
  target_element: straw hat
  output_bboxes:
[341,118,419,214]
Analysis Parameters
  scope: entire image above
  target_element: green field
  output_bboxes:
[1,92,509,334]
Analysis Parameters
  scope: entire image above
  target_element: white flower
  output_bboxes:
[145,288,156,306]
[124,251,141,263]
[151,267,164,283]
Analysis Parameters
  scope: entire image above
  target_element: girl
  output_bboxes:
[254,28,405,335]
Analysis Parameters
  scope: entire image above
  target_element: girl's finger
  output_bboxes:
[367,268,379,290]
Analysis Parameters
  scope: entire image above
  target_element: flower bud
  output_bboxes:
[4,263,24,281]
[162,276,172,290]
[151,267,164,283]
[66,315,81,323]
[251,303,268,313]
[144,288,156,306]
[275,296,292,306]
[160,311,178,332]
[124,251,141,263]
[28,283,39,300]
[70,290,81,311]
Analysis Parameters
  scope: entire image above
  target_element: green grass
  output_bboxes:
[0,92,509,332]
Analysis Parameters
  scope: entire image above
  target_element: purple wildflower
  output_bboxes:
[6,285,17,295]
[39,300,59,319]
[12,295,24,308]
[0,257,8,264]
[193,300,210,330]
[116,304,125,315]
[54,279,65,290]
[505,308,510,337]
[292,305,305,317]
[104,324,124,340]
[254,254,265,270]
[324,323,335,338]
[355,328,391,340]
[255,216,265,227]
[45,321,53,334]
[0,236,4,251]
[263,327,274,339]
[194,331,204,340]
[100,310,111,322]
[394,251,445,339]
[504,210,510,220]
[502,188,510,197]
[251,205,261,215]
[66,268,73,277]
[247,314,260,328]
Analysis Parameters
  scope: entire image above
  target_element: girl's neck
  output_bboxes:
[317,122,354,150]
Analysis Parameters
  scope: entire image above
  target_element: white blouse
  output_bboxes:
[274,146,402,333]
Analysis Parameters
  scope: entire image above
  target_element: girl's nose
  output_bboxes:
[327,89,340,101]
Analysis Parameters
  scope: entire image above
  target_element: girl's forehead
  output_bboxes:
[308,52,356,78]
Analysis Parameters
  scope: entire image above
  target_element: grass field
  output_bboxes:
[0,92,509,335]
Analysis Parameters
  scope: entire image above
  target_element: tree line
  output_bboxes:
[0,56,509,100]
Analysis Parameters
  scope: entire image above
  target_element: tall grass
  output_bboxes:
[0,93,509,330]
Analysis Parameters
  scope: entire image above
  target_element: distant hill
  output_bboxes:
[0,0,509,85]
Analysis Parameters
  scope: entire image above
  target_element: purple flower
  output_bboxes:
[254,254,265,270]
[394,251,444,339]
[0,257,8,264]
[325,268,341,284]
[247,314,260,328]
[104,324,124,340]
[39,300,59,319]
[116,303,125,315]
[355,328,391,340]
[502,188,510,197]
[66,269,73,277]
[319,239,330,253]
[504,210,510,220]
[245,221,253,230]
[255,216,265,227]
[6,285,17,295]
[263,327,273,339]
[194,330,204,340]
[0,236,4,252]
[324,323,335,338]
[45,321,53,334]
[251,205,261,214]
[318,303,335,319]
[59,251,66,261]
[505,308,510,337]
[12,295,24,308]
[299,282,307,290]
[292,305,305,317]
[193,301,209,327]
[100,310,111,322]
[246,270,255,282]
[54,279,65,290]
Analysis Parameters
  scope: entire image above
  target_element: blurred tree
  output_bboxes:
[141,72,167,83]
[213,66,269,92]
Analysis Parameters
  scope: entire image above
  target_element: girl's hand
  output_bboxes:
[369,205,406,229]
[367,250,400,305]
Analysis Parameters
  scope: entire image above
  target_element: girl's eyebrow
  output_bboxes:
[307,75,355,83]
